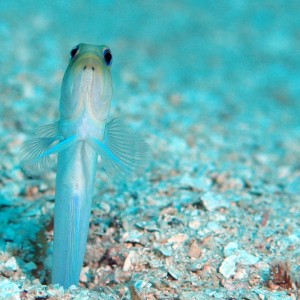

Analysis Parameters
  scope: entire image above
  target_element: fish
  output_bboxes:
[20,43,150,288]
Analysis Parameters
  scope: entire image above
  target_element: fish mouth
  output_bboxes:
[73,53,104,74]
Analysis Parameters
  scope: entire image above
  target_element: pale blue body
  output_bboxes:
[52,46,109,287]
[52,141,97,286]
[20,43,149,289]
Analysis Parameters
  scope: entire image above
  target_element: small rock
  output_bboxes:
[135,221,160,232]
[123,251,136,272]
[206,221,220,233]
[188,240,202,259]
[189,219,201,229]
[39,182,48,192]
[224,242,239,257]
[235,267,248,280]
[4,257,18,271]
[220,255,237,278]
[166,266,182,280]
[123,230,143,244]
[200,192,229,211]
[168,233,188,244]
[155,245,173,257]
[187,260,205,272]
[0,279,20,300]
[220,243,260,278]
[238,250,260,265]
[80,266,90,283]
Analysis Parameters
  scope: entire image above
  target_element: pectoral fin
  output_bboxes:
[88,118,150,180]
[20,137,58,176]
[36,122,59,137]
[20,129,80,177]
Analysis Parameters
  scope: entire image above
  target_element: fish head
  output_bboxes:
[60,43,113,123]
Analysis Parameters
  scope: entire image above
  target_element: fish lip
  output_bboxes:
[72,53,103,67]
[70,54,106,78]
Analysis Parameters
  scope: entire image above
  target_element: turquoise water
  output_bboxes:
[1,1,300,299]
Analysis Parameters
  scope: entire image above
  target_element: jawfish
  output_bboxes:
[20,43,149,288]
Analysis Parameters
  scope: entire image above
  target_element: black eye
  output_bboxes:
[70,45,79,59]
[103,49,112,66]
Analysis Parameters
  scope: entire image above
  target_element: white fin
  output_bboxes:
[20,134,80,177]
[36,122,59,137]
[89,118,150,180]
[20,137,58,176]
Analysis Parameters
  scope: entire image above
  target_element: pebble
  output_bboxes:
[200,192,229,211]
[4,257,18,271]
[189,219,201,229]
[167,233,188,244]
[188,240,202,259]
[166,266,182,280]
[0,279,20,300]
[220,243,260,278]
[155,245,173,257]
[80,266,90,283]
[123,251,136,272]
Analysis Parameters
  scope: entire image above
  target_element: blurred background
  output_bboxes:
[1,0,300,298]
[1,0,300,160]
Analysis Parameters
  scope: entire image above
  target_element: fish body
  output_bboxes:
[20,43,149,288]
[52,142,97,286]
[53,44,112,287]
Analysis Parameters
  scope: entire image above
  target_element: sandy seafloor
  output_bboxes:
[1,0,300,299]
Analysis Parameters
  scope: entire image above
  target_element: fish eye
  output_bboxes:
[103,48,112,66]
[70,45,79,59]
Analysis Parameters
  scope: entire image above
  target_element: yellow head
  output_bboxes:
[60,43,113,124]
